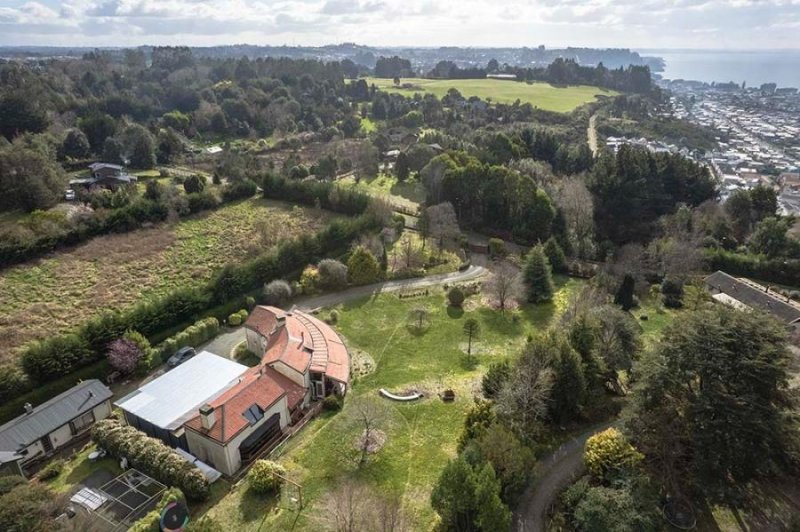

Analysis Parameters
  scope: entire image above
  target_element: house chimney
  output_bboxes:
[24,403,33,415]
[199,404,216,430]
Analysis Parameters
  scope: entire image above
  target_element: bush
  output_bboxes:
[228,312,243,326]
[92,418,209,500]
[158,317,220,359]
[0,481,60,531]
[186,190,220,213]
[221,178,257,202]
[482,360,511,399]
[317,258,349,291]
[22,334,94,383]
[0,365,32,403]
[247,460,286,494]
[129,487,185,532]
[584,428,644,482]
[447,286,465,307]
[347,246,382,285]
[262,173,370,216]
[263,279,292,306]
[326,309,340,325]
[245,296,256,309]
[0,476,24,495]
[488,238,506,258]
[183,174,206,194]
[299,265,321,294]
[37,458,65,481]
[322,394,343,411]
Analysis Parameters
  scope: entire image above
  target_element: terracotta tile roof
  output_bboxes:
[245,306,350,385]
[184,365,303,444]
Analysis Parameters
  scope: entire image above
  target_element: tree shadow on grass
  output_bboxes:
[239,488,279,523]
[446,305,464,319]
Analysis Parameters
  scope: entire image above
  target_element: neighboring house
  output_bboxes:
[0,380,112,475]
[705,271,800,331]
[69,163,138,191]
[116,306,350,476]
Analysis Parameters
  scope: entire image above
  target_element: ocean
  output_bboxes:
[642,49,800,88]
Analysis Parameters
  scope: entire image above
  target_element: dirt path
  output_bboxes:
[587,114,599,156]
[513,422,613,532]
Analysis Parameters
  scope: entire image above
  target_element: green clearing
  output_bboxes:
[364,77,619,113]
[46,442,122,493]
[202,276,585,530]
[0,198,335,361]
[338,173,425,210]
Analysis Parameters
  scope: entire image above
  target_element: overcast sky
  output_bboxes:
[1,0,799,49]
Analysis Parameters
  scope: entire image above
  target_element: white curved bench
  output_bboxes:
[379,388,423,401]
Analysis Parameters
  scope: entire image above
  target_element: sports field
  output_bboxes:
[364,77,618,113]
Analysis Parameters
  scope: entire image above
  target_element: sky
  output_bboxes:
[1,0,799,50]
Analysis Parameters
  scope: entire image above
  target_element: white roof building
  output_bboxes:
[116,351,248,431]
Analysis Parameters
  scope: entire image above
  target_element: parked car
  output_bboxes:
[64,189,76,201]
[167,346,196,368]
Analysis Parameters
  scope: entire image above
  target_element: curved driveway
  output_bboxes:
[513,422,613,532]
[203,265,487,358]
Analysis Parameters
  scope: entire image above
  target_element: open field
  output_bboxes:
[202,276,586,530]
[365,77,619,113]
[0,198,335,360]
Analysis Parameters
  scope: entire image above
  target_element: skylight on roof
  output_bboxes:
[242,404,264,425]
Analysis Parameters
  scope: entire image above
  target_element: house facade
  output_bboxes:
[0,380,113,475]
[117,306,349,476]
[69,163,138,191]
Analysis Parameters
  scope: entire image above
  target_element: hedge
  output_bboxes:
[92,418,209,500]
[706,249,800,288]
[262,173,370,216]
[158,317,220,361]
[8,211,379,407]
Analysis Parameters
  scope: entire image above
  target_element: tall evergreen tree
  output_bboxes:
[523,245,555,303]
[543,236,568,273]
[614,274,635,311]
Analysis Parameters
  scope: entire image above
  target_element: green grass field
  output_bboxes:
[203,276,585,530]
[364,77,618,113]
[338,173,426,209]
[0,199,335,361]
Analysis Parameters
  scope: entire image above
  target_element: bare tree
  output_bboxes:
[550,177,595,258]
[482,260,523,313]
[496,344,553,438]
[422,202,460,255]
[323,480,406,532]
[350,397,388,467]
[408,306,430,332]
[397,235,424,270]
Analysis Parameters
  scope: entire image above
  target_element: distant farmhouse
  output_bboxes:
[0,380,112,477]
[705,271,800,332]
[69,163,138,191]
[117,306,349,476]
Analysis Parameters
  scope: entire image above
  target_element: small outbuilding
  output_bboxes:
[0,379,113,474]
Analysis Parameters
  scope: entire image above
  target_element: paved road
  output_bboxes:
[513,423,613,532]
[203,265,487,358]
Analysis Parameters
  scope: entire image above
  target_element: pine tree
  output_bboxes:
[523,245,554,303]
[395,152,410,182]
[614,274,635,311]
[543,237,568,273]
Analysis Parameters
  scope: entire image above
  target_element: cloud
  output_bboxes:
[0,0,798,48]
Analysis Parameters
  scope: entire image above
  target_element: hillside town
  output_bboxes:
[664,80,800,214]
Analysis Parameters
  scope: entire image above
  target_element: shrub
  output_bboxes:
[263,280,292,306]
[186,190,220,213]
[0,476,24,495]
[228,312,243,326]
[22,334,94,383]
[92,418,209,500]
[221,178,257,202]
[37,458,65,481]
[247,460,286,494]
[158,317,220,359]
[347,246,382,285]
[481,360,511,399]
[326,309,340,325]
[322,394,343,411]
[447,286,465,307]
[129,487,185,532]
[0,481,60,531]
[107,338,144,375]
[317,258,349,291]
[299,265,321,294]
[584,428,644,482]
[488,238,506,258]
[0,365,32,403]
[183,174,206,194]
[245,296,256,309]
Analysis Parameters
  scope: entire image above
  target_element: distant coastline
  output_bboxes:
[641,48,800,88]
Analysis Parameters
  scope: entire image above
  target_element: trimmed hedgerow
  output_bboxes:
[158,317,220,360]
[92,418,209,501]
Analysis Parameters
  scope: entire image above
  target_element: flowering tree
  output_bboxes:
[107,338,143,375]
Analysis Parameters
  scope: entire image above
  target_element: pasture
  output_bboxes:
[0,199,334,361]
[364,77,618,113]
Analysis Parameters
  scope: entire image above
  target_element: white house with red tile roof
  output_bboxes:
[116,306,350,477]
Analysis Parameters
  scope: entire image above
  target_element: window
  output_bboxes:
[242,404,264,425]
[70,411,95,435]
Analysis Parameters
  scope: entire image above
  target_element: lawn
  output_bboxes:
[46,442,122,494]
[202,276,585,530]
[0,198,336,360]
[364,77,619,113]
[338,172,426,210]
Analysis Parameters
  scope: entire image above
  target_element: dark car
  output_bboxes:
[167,346,196,368]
